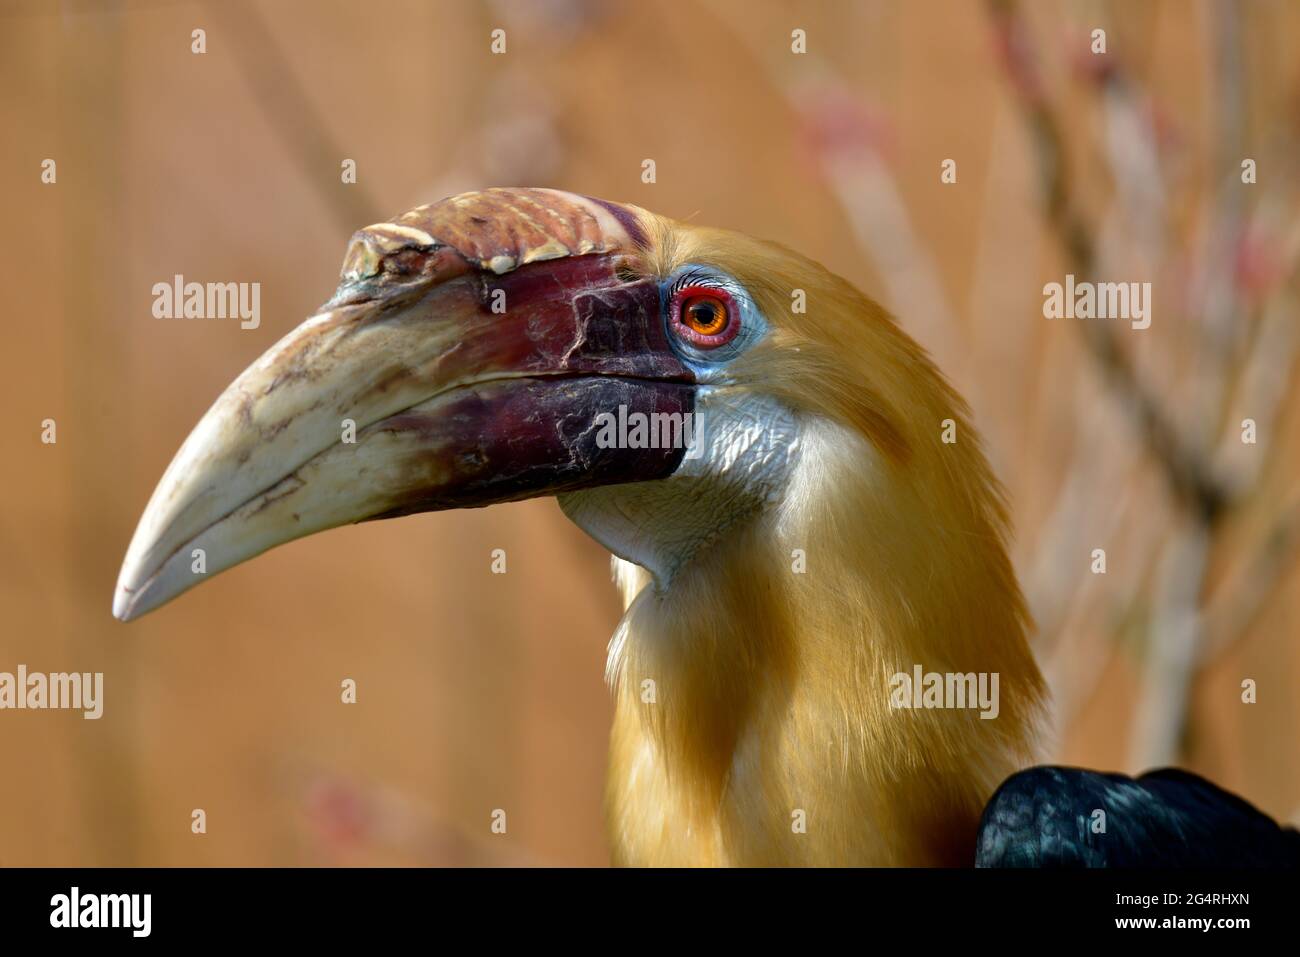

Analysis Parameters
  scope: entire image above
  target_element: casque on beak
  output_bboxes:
[113,189,694,621]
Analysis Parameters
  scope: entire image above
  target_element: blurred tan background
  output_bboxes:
[1,0,1297,866]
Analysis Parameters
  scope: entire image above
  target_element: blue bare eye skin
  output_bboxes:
[659,264,769,378]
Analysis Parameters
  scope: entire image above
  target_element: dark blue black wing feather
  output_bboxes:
[976,766,1300,867]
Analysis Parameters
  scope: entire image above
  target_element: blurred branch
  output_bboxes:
[207,0,383,235]
[986,0,1230,524]
[1184,0,1248,441]
[700,1,973,377]
[1213,248,1300,496]
[1030,384,1147,660]
[1201,496,1300,660]
[1129,522,1211,767]
[985,0,1300,768]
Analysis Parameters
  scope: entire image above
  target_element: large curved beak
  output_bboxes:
[113,189,691,621]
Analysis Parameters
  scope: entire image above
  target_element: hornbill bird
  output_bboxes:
[114,188,1299,867]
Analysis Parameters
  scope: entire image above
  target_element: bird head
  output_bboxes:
[116,187,992,617]
[115,188,1043,863]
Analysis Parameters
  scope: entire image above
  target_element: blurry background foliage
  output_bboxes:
[1,0,1297,865]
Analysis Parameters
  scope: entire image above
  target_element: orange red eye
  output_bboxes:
[671,287,739,348]
[682,295,729,336]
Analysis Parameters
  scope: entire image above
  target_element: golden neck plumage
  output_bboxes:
[604,417,1045,865]
[601,217,1047,866]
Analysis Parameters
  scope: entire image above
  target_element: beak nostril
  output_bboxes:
[380,248,429,277]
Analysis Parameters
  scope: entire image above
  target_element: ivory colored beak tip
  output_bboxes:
[112,585,134,622]
[112,562,153,622]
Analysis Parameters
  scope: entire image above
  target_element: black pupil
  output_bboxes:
[689,301,719,328]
